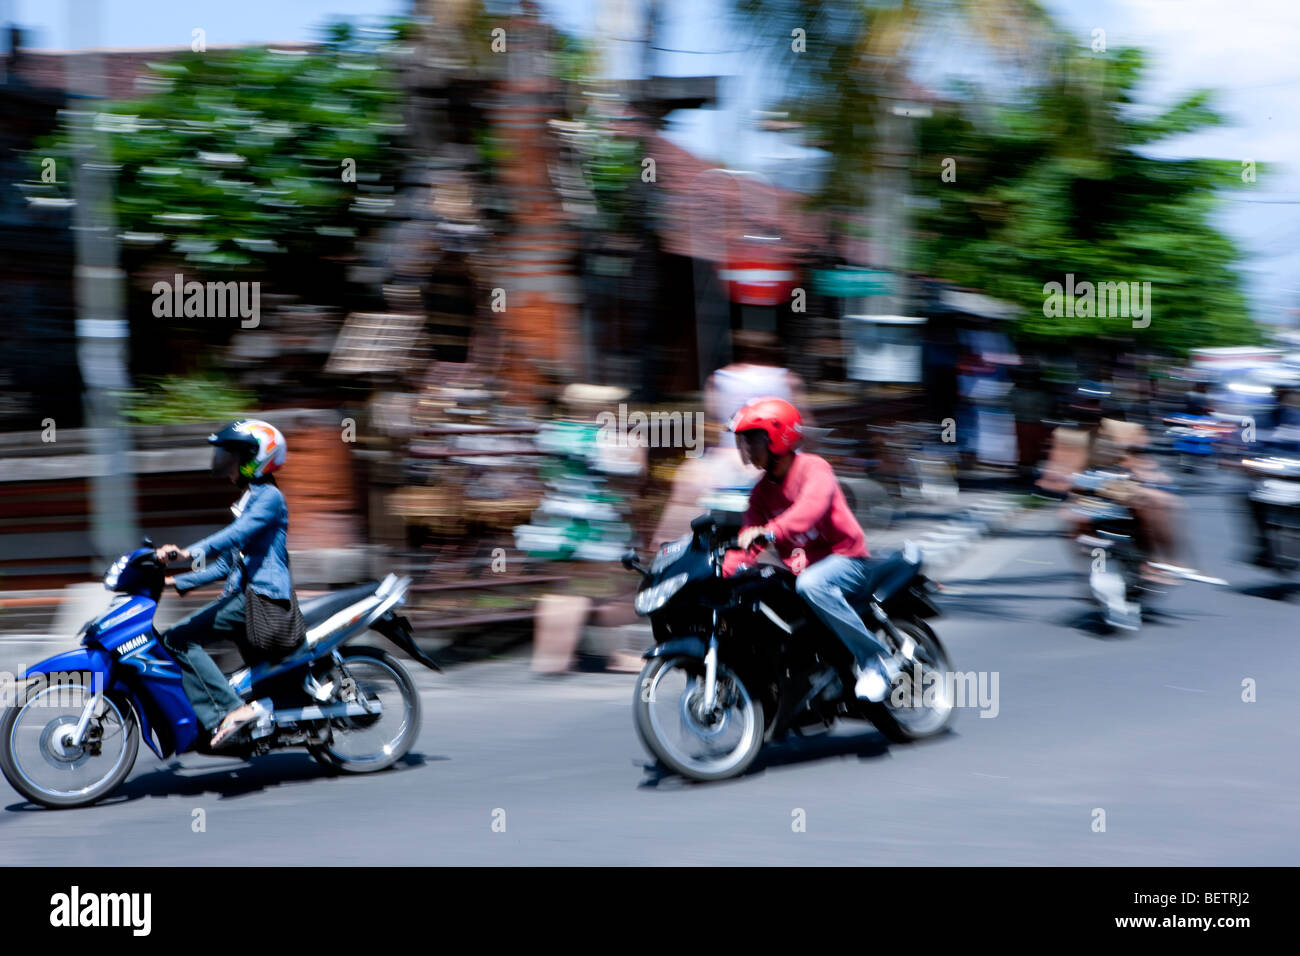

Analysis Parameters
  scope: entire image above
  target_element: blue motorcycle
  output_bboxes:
[0,540,439,808]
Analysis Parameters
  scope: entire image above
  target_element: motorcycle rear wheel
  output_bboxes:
[307,647,421,773]
[869,619,958,743]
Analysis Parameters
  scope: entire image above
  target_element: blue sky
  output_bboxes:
[10,0,1298,324]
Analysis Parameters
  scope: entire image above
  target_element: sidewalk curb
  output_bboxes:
[910,494,1027,573]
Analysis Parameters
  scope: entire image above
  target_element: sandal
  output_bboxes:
[211,704,258,748]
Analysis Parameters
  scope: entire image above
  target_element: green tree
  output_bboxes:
[28,20,411,297]
[910,46,1261,351]
[732,1,1259,352]
[734,0,1062,212]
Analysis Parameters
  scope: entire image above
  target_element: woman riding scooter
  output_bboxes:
[154,420,304,749]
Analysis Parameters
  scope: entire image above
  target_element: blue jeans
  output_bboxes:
[794,555,892,670]
[161,593,247,732]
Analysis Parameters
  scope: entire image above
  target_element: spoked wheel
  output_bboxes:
[871,619,957,743]
[633,655,764,782]
[308,647,420,773]
[0,682,139,809]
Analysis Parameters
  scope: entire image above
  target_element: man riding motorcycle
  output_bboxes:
[153,419,303,748]
[730,397,903,703]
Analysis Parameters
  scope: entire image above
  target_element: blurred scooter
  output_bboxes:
[1241,431,1300,572]
[1069,469,1227,631]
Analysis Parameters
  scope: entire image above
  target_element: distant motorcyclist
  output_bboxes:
[1040,384,1187,582]
[730,397,903,703]
[154,420,303,748]
[1243,386,1300,569]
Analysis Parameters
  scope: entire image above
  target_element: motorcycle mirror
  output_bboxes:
[689,513,714,534]
[621,550,640,571]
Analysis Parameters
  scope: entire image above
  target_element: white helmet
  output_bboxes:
[208,419,287,479]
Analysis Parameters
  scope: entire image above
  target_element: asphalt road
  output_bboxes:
[2,476,1297,865]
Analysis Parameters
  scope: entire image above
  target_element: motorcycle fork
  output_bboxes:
[700,612,720,713]
[69,686,105,748]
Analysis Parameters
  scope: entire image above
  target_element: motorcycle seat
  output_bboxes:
[870,553,919,603]
[299,581,381,627]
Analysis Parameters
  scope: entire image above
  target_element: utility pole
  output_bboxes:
[68,0,137,565]
[870,95,929,317]
[642,0,660,81]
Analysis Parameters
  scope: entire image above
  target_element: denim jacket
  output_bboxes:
[173,480,293,601]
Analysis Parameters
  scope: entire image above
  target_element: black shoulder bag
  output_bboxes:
[241,552,307,662]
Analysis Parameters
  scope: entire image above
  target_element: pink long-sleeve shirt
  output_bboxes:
[743,452,868,571]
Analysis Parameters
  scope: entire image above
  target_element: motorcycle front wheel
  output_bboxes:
[0,683,139,809]
[633,655,764,782]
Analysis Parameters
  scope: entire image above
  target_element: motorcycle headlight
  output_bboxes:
[634,572,689,616]
[103,556,127,590]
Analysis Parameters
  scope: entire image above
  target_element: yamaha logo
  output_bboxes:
[115,634,150,656]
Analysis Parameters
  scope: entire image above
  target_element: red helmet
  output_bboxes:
[729,396,803,455]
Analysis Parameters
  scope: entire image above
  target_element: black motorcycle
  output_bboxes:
[623,512,956,782]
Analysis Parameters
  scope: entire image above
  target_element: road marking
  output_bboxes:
[1163,684,1206,693]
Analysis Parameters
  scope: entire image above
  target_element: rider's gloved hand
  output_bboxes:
[738,525,772,551]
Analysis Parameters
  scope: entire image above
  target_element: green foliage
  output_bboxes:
[550,30,646,234]
[732,1,1262,353]
[910,46,1262,352]
[553,31,599,87]
[118,373,255,425]
[734,0,1063,212]
[28,19,410,286]
[475,126,511,175]
[734,0,877,211]
[581,123,643,233]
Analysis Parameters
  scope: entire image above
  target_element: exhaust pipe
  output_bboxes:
[272,699,382,724]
